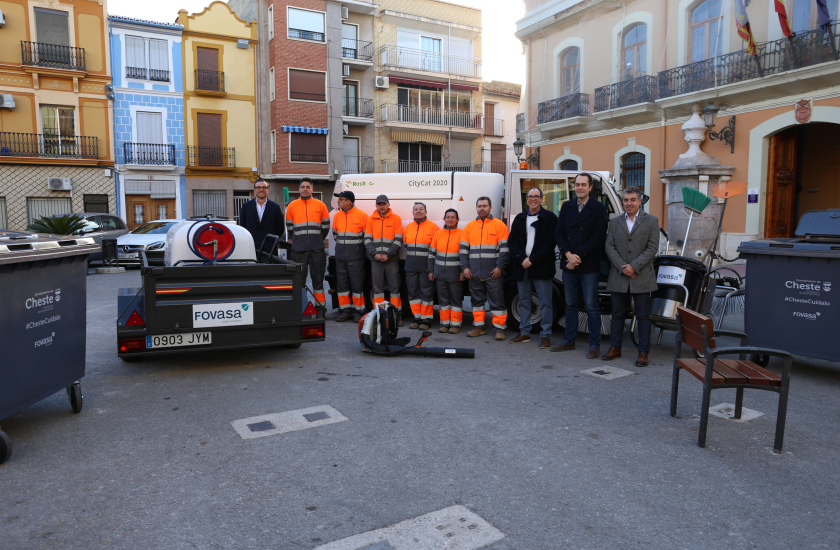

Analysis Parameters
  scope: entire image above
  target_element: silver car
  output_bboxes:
[68,213,130,265]
[116,219,185,266]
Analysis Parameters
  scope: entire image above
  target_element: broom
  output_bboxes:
[680,187,712,256]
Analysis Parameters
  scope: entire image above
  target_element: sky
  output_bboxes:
[106,0,527,85]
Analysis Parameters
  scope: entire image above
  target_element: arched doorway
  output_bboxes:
[765,122,840,238]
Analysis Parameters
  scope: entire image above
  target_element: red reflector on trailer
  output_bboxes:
[126,310,145,326]
[303,301,318,316]
[302,325,324,339]
[119,337,146,352]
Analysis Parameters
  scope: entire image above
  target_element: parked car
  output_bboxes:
[116,219,185,266]
[65,213,130,265]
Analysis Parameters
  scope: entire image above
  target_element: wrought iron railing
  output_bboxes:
[594,75,657,112]
[484,118,504,136]
[150,69,170,82]
[658,22,840,99]
[382,104,483,129]
[344,156,374,174]
[0,132,97,158]
[537,93,590,124]
[291,153,327,163]
[289,28,325,42]
[124,143,176,165]
[126,66,146,79]
[195,70,225,92]
[21,41,86,71]
[343,97,374,118]
[381,160,480,173]
[379,45,482,78]
[290,91,326,102]
[187,146,235,167]
[516,112,525,134]
[342,38,374,62]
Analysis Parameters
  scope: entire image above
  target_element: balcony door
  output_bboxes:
[344,137,359,173]
[135,111,164,163]
[40,106,75,156]
[621,24,647,81]
[420,36,441,72]
[34,8,70,66]
[342,23,358,59]
[196,47,220,91]
[689,0,723,63]
[560,48,580,96]
[398,142,441,172]
[343,82,358,117]
[196,113,222,166]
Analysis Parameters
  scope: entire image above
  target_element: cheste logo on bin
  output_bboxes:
[26,288,61,309]
[786,280,831,292]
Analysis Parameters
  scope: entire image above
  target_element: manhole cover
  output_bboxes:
[593,370,610,375]
[247,421,275,432]
[304,411,330,422]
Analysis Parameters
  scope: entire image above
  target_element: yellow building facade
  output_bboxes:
[0,0,115,230]
[177,1,259,220]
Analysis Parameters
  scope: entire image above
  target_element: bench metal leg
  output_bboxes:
[774,372,792,453]
[734,387,744,419]
[698,384,713,448]
[670,365,681,417]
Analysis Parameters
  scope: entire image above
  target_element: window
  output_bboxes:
[27,197,71,226]
[193,190,226,218]
[290,133,327,163]
[83,194,109,213]
[133,204,145,225]
[196,47,222,91]
[560,48,580,96]
[0,197,6,230]
[196,113,223,166]
[420,36,442,71]
[342,23,358,58]
[40,106,75,155]
[690,0,723,62]
[289,69,325,102]
[288,8,325,42]
[270,130,276,163]
[136,111,163,144]
[149,39,169,81]
[622,24,647,80]
[268,6,274,39]
[100,215,125,230]
[35,8,70,46]
[234,191,252,223]
[791,0,839,33]
[619,152,645,190]
[125,36,146,79]
[269,67,275,101]
[398,142,442,172]
[560,159,579,170]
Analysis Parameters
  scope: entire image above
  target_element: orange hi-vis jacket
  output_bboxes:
[428,226,464,282]
[332,206,369,262]
[403,218,439,273]
[459,214,510,279]
[364,208,403,260]
[285,197,330,253]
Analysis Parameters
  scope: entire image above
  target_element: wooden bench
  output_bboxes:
[671,306,793,452]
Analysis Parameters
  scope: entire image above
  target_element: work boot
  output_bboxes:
[409,322,420,329]
[419,323,431,330]
[539,337,551,349]
[467,327,486,338]
[495,331,506,341]
[335,313,352,322]
[550,341,576,352]
[438,326,449,333]
[448,327,461,334]
[510,334,530,344]
[601,347,622,361]
[315,311,325,320]
[587,347,601,360]
[635,352,649,367]
[352,314,363,323]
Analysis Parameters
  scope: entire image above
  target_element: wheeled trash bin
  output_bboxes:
[737,210,840,362]
[0,230,98,463]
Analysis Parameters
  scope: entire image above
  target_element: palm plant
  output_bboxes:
[28,214,88,236]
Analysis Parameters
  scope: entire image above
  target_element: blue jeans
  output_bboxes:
[562,270,601,348]
[517,271,554,337]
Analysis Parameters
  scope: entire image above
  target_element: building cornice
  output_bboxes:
[115,87,184,98]
[515,0,612,41]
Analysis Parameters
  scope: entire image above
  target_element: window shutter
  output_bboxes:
[288,8,324,34]
[288,70,325,99]
[290,133,326,159]
[149,39,168,71]
[197,113,223,148]
[126,36,146,71]
[196,47,219,71]
[136,111,163,144]
[35,8,70,47]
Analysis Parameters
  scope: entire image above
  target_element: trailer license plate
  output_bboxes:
[146,332,212,349]
[118,253,138,259]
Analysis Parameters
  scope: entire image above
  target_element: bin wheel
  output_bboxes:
[0,430,11,464]
[68,383,83,414]
[750,354,770,367]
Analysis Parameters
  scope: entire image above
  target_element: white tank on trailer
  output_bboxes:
[164,220,257,266]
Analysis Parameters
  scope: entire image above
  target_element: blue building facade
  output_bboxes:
[108,16,186,228]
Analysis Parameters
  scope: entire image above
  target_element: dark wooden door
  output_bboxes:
[151,199,176,221]
[127,196,151,231]
[765,127,798,238]
[196,113,222,166]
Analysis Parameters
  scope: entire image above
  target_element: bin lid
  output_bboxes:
[0,230,98,265]
[795,209,840,241]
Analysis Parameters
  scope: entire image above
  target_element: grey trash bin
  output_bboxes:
[0,230,99,464]
[737,210,840,362]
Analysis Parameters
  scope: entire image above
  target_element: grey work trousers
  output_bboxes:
[336,259,365,314]
[406,271,435,321]
[468,277,507,330]
[291,249,327,309]
[436,279,464,327]
[371,256,402,308]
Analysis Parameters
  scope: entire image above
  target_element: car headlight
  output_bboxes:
[146,241,165,251]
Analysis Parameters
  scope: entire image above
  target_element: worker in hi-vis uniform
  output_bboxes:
[428,208,466,334]
[364,194,404,323]
[332,190,368,322]
[404,202,439,330]
[285,177,330,318]
[460,196,510,341]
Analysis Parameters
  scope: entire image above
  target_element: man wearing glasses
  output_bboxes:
[238,179,286,255]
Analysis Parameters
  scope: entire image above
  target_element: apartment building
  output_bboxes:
[516,0,840,253]
[481,80,521,178]
[0,0,115,230]
[177,2,259,221]
[109,15,185,230]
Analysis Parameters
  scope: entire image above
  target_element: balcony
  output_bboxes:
[381,104,483,138]
[0,132,97,159]
[187,146,235,168]
[21,41,85,72]
[289,28,324,42]
[516,113,525,135]
[127,67,171,82]
[484,118,504,137]
[341,38,374,68]
[150,69,170,82]
[124,143,176,166]
[342,98,374,123]
[344,156,374,174]
[126,66,146,79]
[291,153,327,163]
[381,159,480,173]
[379,45,482,81]
[194,70,225,95]
[593,75,657,123]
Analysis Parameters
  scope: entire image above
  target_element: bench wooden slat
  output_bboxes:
[676,358,725,384]
[677,307,716,353]
[698,359,750,385]
[728,359,781,386]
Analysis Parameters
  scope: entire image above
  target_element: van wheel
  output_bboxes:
[0,430,11,464]
[505,282,564,334]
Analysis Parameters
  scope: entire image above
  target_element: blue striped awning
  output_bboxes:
[281,126,329,134]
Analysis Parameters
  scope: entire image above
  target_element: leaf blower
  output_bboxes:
[358,303,474,358]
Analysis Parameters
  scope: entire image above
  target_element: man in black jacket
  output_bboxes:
[238,180,285,253]
[553,173,609,359]
[509,188,559,349]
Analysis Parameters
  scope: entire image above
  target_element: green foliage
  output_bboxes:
[681,187,712,215]
[28,214,88,236]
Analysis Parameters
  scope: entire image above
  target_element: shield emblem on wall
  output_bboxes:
[794,99,812,124]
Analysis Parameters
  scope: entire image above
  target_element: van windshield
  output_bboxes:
[520,175,615,215]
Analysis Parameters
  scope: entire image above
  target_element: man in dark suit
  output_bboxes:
[553,173,609,359]
[238,179,285,253]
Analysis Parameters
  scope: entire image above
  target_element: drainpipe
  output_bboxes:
[448,25,451,170]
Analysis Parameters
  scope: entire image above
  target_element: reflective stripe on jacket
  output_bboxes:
[285,197,330,252]
[459,214,509,279]
[332,206,368,261]
[404,218,439,273]
[364,208,403,260]
[428,226,464,282]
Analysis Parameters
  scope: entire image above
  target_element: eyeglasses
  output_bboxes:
[255,186,269,190]
[527,195,541,199]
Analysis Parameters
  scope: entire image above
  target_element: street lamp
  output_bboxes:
[513,138,540,169]
[702,100,735,153]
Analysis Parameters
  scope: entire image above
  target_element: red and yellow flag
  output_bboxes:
[775,0,793,38]
[734,0,758,55]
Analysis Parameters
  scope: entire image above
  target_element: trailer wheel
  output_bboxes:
[0,430,11,464]
[68,383,83,414]
[280,343,302,349]
[119,355,142,363]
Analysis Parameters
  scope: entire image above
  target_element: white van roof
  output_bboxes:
[332,172,504,209]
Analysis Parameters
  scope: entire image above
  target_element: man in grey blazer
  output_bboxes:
[602,186,660,367]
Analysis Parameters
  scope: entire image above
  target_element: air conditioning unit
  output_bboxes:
[341,7,349,19]
[0,94,15,109]
[375,76,389,89]
[47,177,72,191]
[342,64,350,77]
